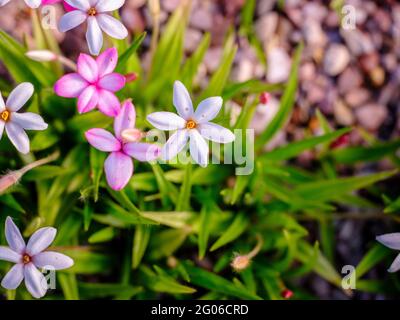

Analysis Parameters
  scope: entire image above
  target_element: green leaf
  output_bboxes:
[88,227,116,244]
[184,263,262,300]
[58,273,79,300]
[260,128,351,162]
[90,148,106,202]
[141,266,196,294]
[198,203,212,259]
[294,170,397,202]
[255,43,303,151]
[116,32,147,73]
[176,163,192,211]
[210,213,248,251]
[140,211,192,229]
[132,225,151,269]
[332,140,400,164]
[356,244,392,279]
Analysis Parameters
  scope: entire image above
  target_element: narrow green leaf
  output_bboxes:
[210,213,248,251]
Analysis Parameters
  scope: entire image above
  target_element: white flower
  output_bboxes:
[376,233,400,273]
[147,81,235,167]
[59,0,128,56]
[0,217,74,298]
[0,83,48,154]
[0,0,40,8]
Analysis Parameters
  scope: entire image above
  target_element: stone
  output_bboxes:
[338,67,363,94]
[266,46,291,83]
[184,28,202,52]
[255,12,278,43]
[344,88,371,108]
[355,104,388,131]
[161,0,181,12]
[190,8,213,31]
[334,100,355,126]
[323,44,351,76]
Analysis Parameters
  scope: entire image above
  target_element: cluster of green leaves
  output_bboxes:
[0,3,399,300]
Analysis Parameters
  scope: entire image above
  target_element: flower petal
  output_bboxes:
[96,0,124,12]
[54,73,88,98]
[85,128,121,152]
[147,112,186,131]
[64,0,90,11]
[96,47,118,77]
[0,246,21,263]
[11,113,48,131]
[376,233,400,250]
[194,97,223,123]
[173,81,193,119]
[161,129,189,161]
[26,227,57,256]
[104,151,133,190]
[77,53,99,83]
[0,0,11,7]
[5,217,25,254]
[58,10,87,32]
[97,14,128,40]
[0,121,4,141]
[0,92,5,111]
[86,16,103,56]
[97,90,120,117]
[123,143,161,162]
[5,122,30,154]
[98,73,125,92]
[77,85,99,114]
[24,0,41,8]
[1,263,24,290]
[6,83,34,112]
[33,252,74,270]
[24,263,47,299]
[198,122,235,143]
[114,100,135,139]
[189,129,209,167]
[388,254,400,273]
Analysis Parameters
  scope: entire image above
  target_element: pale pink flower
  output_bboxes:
[147,81,235,167]
[54,47,125,117]
[0,217,74,299]
[0,83,48,154]
[85,100,161,191]
[376,233,400,273]
[59,0,128,56]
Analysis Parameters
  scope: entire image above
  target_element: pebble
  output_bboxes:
[355,103,388,130]
[255,12,278,43]
[184,28,202,52]
[344,88,371,108]
[323,44,351,76]
[190,8,213,31]
[266,46,291,83]
[338,67,363,94]
[334,100,355,126]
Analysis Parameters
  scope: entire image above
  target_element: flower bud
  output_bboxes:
[26,50,57,62]
[259,92,270,105]
[281,289,293,299]
[121,128,144,143]
[0,171,23,194]
[125,73,138,83]
[231,255,251,272]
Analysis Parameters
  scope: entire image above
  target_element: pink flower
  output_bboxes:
[85,100,161,191]
[54,47,125,117]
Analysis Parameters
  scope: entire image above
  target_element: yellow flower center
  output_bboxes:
[1,110,10,122]
[87,7,97,16]
[22,254,32,265]
[186,120,197,129]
